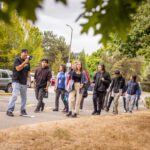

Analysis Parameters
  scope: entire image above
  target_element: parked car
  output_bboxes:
[0,69,12,93]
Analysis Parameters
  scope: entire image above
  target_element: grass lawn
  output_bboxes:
[0,111,150,150]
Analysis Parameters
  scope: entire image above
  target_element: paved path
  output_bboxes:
[0,87,149,130]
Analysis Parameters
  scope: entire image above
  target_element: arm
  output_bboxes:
[46,70,52,91]
[16,58,29,71]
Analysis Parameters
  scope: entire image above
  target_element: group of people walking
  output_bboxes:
[6,49,141,118]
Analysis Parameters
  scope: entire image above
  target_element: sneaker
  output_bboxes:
[6,111,14,117]
[129,111,132,113]
[53,108,58,111]
[20,110,27,116]
[92,111,97,115]
[34,109,40,113]
[105,108,109,112]
[72,113,77,118]
[96,112,101,115]
[66,111,72,117]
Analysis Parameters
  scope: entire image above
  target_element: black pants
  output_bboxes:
[35,87,45,111]
[55,88,68,111]
[107,96,114,110]
[93,91,106,114]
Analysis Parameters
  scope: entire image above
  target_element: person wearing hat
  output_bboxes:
[109,70,126,114]
[6,49,31,117]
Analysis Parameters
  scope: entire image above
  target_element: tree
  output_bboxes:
[119,2,150,61]
[42,31,69,68]
[0,0,144,45]
[0,11,44,70]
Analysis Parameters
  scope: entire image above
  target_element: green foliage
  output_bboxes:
[42,31,69,72]
[0,11,44,70]
[79,0,142,44]
[0,0,67,22]
[119,2,150,60]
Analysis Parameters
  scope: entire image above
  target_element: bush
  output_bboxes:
[141,82,150,92]
[144,97,150,109]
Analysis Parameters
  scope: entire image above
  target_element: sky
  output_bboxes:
[35,0,102,55]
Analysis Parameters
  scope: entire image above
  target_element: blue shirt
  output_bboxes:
[57,72,66,89]
[127,80,139,95]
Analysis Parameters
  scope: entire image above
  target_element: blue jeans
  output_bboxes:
[7,82,27,112]
[126,94,136,112]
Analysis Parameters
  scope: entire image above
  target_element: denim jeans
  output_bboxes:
[7,82,27,112]
[126,94,136,112]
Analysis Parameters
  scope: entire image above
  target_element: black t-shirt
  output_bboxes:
[72,71,82,83]
[12,57,30,85]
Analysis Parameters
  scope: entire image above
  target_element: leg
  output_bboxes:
[129,95,136,112]
[80,96,84,109]
[7,83,20,112]
[35,87,39,100]
[74,89,82,114]
[92,92,98,114]
[20,84,27,112]
[68,90,76,112]
[97,92,105,114]
[113,93,120,114]
[61,89,67,110]
[136,95,140,110]
[106,96,114,111]
[126,95,131,112]
[123,96,127,112]
[54,89,61,110]
[35,88,44,111]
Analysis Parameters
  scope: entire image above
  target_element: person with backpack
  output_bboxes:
[109,70,126,114]
[92,64,111,115]
[66,61,87,118]
[126,75,140,113]
[53,64,68,112]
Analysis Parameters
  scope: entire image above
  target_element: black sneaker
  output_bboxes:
[20,110,28,116]
[96,112,101,115]
[92,111,97,115]
[6,111,14,117]
[72,113,77,118]
[66,111,72,117]
[53,108,58,111]
[34,110,40,113]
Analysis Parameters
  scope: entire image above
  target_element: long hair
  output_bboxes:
[76,61,82,72]
[98,64,105,72]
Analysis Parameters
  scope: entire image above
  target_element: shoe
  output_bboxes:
[92,111,97,115]
[20,110,27,116]
[41,103,45,111]
[96,112,101,115]
[66,111,72,117]
[6,111,14,117]
[105,108,109,112]
[72,113,77,118]
[34,109,40,113]
[53,108,58,111]
[129,111,132,113]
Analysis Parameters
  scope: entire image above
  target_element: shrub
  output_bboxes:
[144,97,150,109]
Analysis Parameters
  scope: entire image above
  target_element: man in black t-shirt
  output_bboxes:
[7,49,30,117]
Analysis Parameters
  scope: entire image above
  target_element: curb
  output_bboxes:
[0,93,12,96]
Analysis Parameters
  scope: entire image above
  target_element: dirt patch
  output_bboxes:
[0,111,150,150]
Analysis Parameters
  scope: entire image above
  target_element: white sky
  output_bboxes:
[35,0,102,54]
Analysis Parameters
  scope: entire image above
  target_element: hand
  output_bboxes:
[80,84,83,88]
[101,77,105,81]
[24,58,29,64]
[45,87,48,92]
[54,87,57,92]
